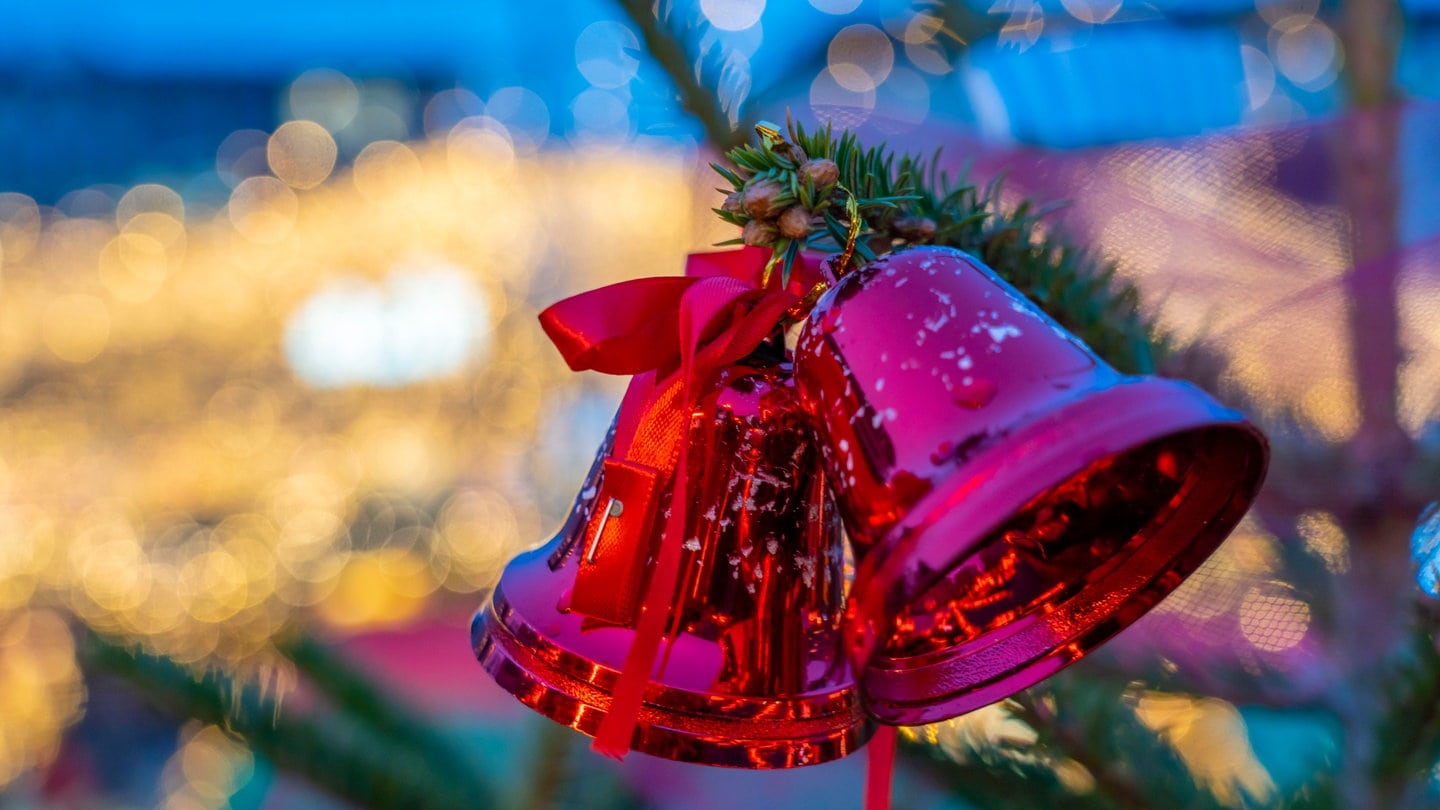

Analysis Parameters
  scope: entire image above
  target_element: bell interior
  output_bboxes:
[880,427,1252,664]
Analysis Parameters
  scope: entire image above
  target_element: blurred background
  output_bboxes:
[2,0,1439,808]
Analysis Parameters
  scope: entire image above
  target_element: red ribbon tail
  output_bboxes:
[591,438,692,759]
[865,725,897,810]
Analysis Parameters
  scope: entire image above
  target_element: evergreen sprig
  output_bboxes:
[84,631,496,810]
[712,120,917,286]
[714,123,1164,374]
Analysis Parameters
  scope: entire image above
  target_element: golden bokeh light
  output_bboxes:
[352,140,423,203]
[1060,0,1122,25]
[267,120,339,190]
[41,293,112,363]
[0,192,42,264]
[0,610,85,788]
[1297,511,1349,573]
[160,723,254,810]
[228,175,300,243]
[0,100,720,789]
[826,24,895,93]
[117,183,186,229]
[1134,693,1276,805]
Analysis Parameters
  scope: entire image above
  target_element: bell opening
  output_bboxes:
[879,426,1256,665]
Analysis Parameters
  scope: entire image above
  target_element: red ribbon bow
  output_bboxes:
[538,247,823,759]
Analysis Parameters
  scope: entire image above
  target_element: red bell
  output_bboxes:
[794,246,1268,725]
[472,359,871,766]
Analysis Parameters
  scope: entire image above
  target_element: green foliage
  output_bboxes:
[714,124,1163,374]
[83,632,497,810]
[1372,622,1440,788]
[900,734,1115,810]
[1015,677,1230,810]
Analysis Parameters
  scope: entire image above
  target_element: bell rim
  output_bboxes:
[472,586,875,768]
[847,375,1269,725]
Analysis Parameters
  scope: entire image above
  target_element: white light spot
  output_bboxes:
[284,260,492,388]
[701,0,765,31]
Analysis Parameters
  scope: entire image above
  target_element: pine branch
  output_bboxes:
[1370,619,1440,799]
[83,632,495,810]
[900,735,1113,810]
[714,125,1162,373]
[613,0,746,150]
[1010,683,1227,810]
[276,632,487,797]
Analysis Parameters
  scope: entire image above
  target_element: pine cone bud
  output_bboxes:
[742,177,784,218]
[894,215,938,241]
[721,191,744,213]
[742,218,779,246]
[799,158,839,188]
[778,205,812,240]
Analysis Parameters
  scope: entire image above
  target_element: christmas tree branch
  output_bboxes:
[1008,687,1224,810]
[1370,617,1440,800]
[276,632,489,797]
[717,125,1163,374]
[899,735,1112,810]
[83,632,496,810]
[614,0,746,150]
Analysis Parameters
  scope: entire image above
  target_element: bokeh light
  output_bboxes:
[826,24,895,93]
[287,69,362,133]
[0,82,716,795]
[267,121,339,190]
[576,21,642,90]
[700,0,765,32]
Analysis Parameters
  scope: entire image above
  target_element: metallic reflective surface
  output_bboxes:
[473,360,871,767]
[794,246,1269,725]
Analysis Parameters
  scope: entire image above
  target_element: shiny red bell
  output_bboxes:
[794,246,1268,725]
[472,359,871,766]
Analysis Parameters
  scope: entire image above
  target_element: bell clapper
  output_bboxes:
[585,497,624,563]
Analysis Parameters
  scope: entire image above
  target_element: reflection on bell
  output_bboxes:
[472,360,870,767]
[794,246,1268,725]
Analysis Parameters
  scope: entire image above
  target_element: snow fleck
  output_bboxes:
[895,276,909,288]
[683,538,702,551]
[959,356,973,370]
[753,563,764,578]
[795,555,817,588]
[872,411,884,429]
[987,324,1022,343]
[838,438,849,452]
[876,378,885,391]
